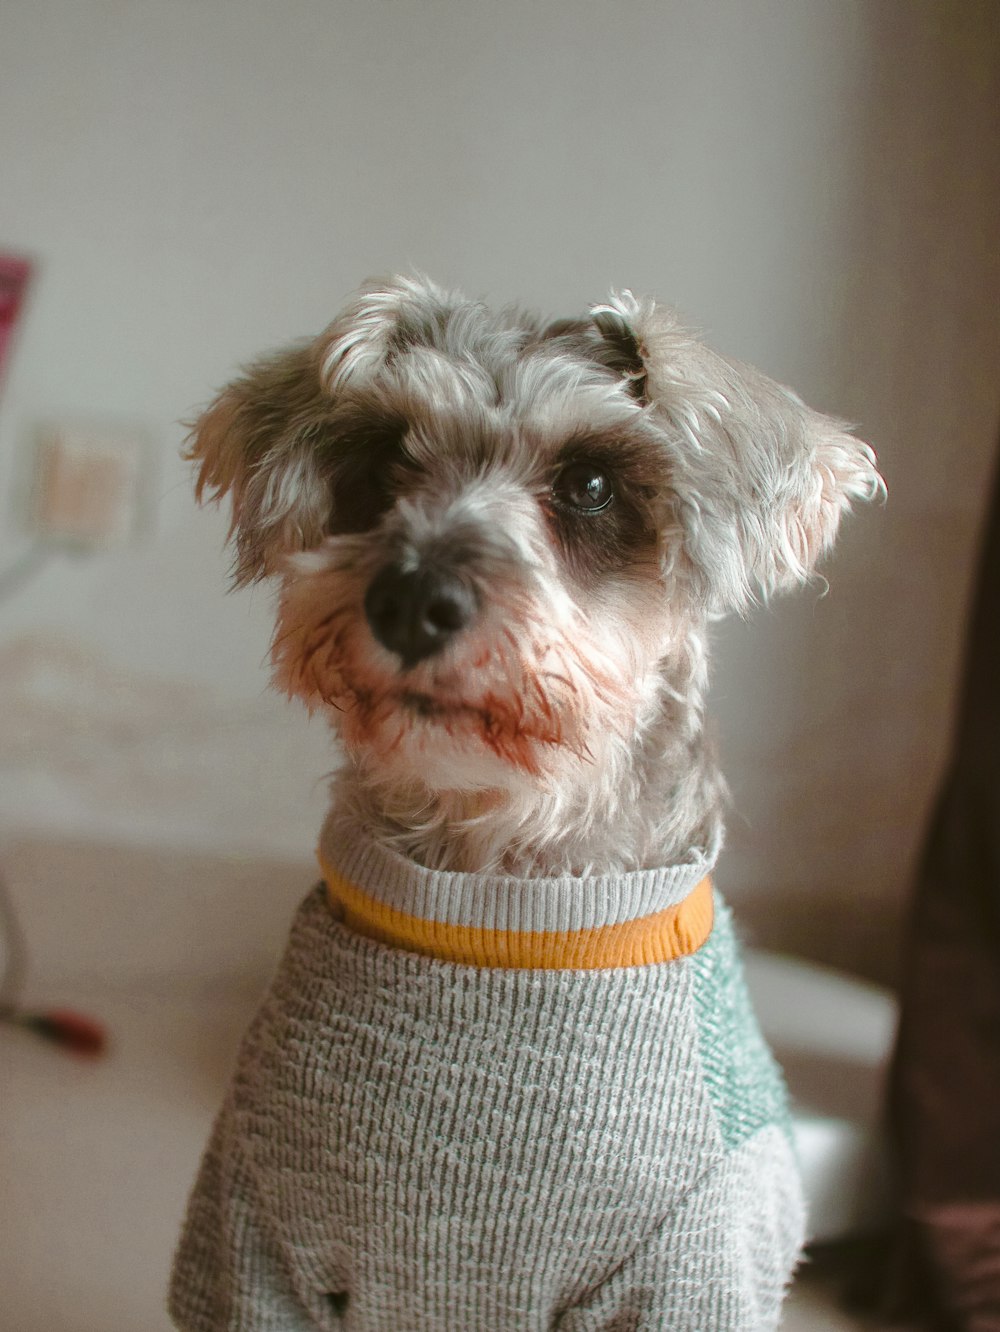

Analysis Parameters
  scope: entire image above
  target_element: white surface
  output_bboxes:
[1,985,255,1332]
[0,835,309,1332]
[746,950,898,1243]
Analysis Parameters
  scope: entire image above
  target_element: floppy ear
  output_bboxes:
[590,292,884,611]
[187,340,334,585]
[187,275,459,584]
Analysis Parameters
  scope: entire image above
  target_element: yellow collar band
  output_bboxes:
[318,854,714,972]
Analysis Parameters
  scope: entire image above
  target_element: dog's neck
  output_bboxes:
[333,661,726,877]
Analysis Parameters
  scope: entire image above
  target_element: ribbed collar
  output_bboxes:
[317,810,719,971]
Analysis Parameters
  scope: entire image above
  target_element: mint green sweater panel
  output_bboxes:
[690,898,795,1150]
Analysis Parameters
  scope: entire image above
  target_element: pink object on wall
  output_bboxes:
[0,252,34,389]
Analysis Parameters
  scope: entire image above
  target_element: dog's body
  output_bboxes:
[169,277,882,1330]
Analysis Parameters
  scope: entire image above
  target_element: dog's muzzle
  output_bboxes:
[364,562,479,668]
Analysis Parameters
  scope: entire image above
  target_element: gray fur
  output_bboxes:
[188,275,883,874]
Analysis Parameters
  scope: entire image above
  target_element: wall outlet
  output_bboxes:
[33,424,150,550]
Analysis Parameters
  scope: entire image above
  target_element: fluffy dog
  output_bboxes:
[169,276,882,1331]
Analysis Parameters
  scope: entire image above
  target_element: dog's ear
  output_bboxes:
[187,275,458,584]
[543,308,649,401]
[186,340,339,585]
[588,300,649,401]
[589,292,884,611]
[318,272,460,393]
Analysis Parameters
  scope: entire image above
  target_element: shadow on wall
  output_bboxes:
[720,2,1000,988]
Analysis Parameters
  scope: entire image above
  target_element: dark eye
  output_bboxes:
[325,411,409,535]
[552,461,615,512]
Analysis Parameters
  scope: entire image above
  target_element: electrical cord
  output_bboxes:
[0,860,106,1055]
[0,540,107,1055]
[0,540,54,602]
[0,863,27,1015]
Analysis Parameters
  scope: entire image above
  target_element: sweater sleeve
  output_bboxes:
[555,1125,805,1332]
[167,1111,336,1332]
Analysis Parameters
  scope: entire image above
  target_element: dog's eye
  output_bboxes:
[325,412,410,535]
[553,462,615,512]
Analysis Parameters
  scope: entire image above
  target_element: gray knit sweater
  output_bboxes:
[169,815,804,1330]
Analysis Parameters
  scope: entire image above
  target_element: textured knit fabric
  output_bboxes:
[169,818,805,1331]
[317,812,718,970]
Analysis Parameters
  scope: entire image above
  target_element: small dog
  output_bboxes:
[169,276,882,1331]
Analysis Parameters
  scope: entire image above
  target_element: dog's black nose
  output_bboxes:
[364,563,477,667]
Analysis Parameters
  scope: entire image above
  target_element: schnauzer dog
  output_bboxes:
[169,275,882,1331]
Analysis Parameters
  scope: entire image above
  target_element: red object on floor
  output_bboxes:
[21,1008,108,1056]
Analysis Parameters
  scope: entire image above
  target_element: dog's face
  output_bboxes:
[189,276,881,862]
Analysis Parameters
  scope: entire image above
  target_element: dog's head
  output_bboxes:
[189,276,882,857]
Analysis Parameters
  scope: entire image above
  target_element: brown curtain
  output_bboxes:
[887,452,1000,1330]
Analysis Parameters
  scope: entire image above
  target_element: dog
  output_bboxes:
[169,275,882,1331]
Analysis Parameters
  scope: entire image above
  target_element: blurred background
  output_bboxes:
[1,2,998,1330]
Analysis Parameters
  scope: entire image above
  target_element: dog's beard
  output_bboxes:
[268,542,718,874]
[271,559,645,793]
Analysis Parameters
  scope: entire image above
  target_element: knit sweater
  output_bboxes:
[169,813,805,1331]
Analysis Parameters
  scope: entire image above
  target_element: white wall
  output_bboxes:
[1,0,998,973]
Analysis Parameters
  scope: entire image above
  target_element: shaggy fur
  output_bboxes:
[189,274,883,875]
